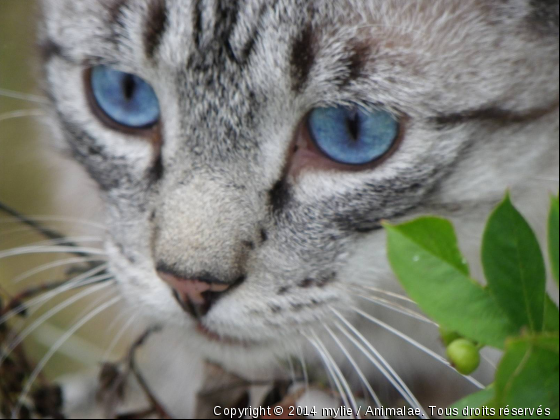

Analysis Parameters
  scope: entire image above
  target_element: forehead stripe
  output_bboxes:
[432,103,560,128]
[211,0,240,62]
[290,23,315,93]
[193,0,204,50]
[107,0,128,33]
[238,2,271,64]
[144,0,168,59]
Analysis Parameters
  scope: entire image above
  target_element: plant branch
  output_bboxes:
[0,200,94,259]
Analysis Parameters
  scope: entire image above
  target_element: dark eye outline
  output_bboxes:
[294,105,406,173]
[83,67,161,136]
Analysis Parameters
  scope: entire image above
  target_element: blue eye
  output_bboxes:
[307,106,399,165]
[90,66,160,129]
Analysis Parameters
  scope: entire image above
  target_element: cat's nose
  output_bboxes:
[157,271,234,319]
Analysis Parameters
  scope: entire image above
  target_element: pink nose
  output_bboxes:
[158,272,231,318]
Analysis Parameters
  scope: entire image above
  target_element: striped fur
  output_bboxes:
[39,0,559,416]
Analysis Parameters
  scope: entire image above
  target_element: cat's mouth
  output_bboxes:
[171,290,255,347]
[195,323,253,347]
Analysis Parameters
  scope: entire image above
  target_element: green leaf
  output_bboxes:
[385,217,518,349]
[482,194,547,332]
[544,296,560,333]
[494,334,559,419]
[448,386,495,419]
[550,195,559,285]
[387,217,470,275]
[440,327,463,347]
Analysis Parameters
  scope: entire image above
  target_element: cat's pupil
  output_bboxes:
[122,75,136,101]
[346,111,360,141]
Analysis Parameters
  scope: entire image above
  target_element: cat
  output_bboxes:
[21,0,560,417]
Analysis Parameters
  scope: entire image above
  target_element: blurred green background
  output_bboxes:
[1,0,125,380]
[0,0,51,213]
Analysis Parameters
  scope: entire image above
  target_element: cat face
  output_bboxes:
[39,0,558,367]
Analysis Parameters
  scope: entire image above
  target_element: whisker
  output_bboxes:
[286,353,297,385]
[0,201,102,259]
[102,312,140,363]
[0,280,115,369]
[357,295,497,374]
[12,296,121,418]
[11,257,107,284]
[4,273,112,327]
[355,294,437,326]
[0,226,102,247]
[66,283,119,325]
[315,329,360,418]
[1,226,54,240]
[1,270,112,359]
[25,236,104,248]
[0,88,49,104]
[480,353,497,370]
[332,309,428,419]
[296,346,310,395]
[333,321,423,417]
[324,324,386,418]
[1,282,114,369]
[306,333,343,404]
[0,216,107,231]
[355,297,497,373]
[104,306,133,337]
[0,263,109,325]
[0,246,107,260]
[308,331,353,416]
[32,322,109,366]
[0,109,46,124]
[1,237,105,256]
[351,286,416,305]
[354,309,484,390]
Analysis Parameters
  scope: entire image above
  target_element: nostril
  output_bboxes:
[157,270,241,319]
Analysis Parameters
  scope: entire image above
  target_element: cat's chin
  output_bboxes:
[119,294,285,375]
[161,323,292,382]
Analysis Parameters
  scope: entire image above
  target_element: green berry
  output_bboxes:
[446,339,480,375]
[440,327,462,347]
